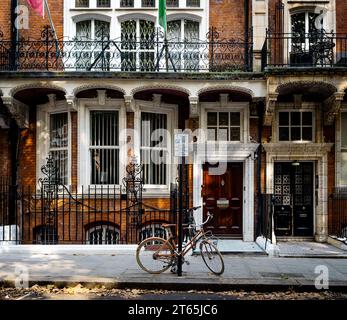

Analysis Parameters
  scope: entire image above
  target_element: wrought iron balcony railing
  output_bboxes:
[0,27,253,73]
[262,30,347,69]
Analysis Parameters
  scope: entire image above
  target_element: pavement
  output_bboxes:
[0,245,347,291]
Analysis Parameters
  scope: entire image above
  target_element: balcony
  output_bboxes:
[0,27,253,73]
[262,30,347,70]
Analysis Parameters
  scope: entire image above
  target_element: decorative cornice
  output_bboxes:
[263,143,334,155]
[9,83,67,97]
[130,84,191,96]
[65,95,77,111]
[264,93,278,126]
[124,95,135,112]
[323,92,345,125]
[73,84,126,96]
[2,96,29,128]
[197,85,254,98]
[189,96,199,118]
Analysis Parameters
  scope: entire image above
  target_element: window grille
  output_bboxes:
[50,113,68,185]
[186,0,200,7]
[167,19,199,71]
[120,0,134,7]
[141,0,155,7]
[97,0,111,7]
[75,20,110,70]
[139,224,167,241]
[90,111,119,185]
[121,20,155,71]
[86,225,120,244]
[75,0,89,7]
[167,0,178,7]
[140,112,168,185]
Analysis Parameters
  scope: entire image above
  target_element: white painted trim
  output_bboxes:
[36,100,72,188]
[78,98,126,190]
[199,101,250,144]
[64,0,209,41]
[193,149,258,242]
[134,99,178,195]
[263,142,333,242]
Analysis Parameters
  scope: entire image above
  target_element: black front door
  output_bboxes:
[274,162,314,237]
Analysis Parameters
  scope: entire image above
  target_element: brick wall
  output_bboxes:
[0,1,11,38]
[336,1,347,34]
[0,0,63,40]
[0,129,11,177]
[18,107,36,187]
[209,0,251,39]
[19,0,63,39]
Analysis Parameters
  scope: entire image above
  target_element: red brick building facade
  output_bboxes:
[0,0,346,246]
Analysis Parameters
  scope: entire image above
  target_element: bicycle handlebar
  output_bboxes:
[186,211,213,229]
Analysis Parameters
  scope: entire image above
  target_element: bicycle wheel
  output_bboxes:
[200,240,224,275]
[136,237,175,274]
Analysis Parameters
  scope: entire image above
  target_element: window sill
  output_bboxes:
[142,188,171,198]
[70,8,113,11]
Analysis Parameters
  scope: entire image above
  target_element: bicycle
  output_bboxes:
[136,207,224,275]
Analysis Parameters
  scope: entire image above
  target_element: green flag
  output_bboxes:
[158,0,167,33]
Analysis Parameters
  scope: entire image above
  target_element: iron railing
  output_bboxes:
[329,188,347,240]
[257,194,274,242]
[0,184,175,244]
[263,30,347,68]
[0,26,253,72]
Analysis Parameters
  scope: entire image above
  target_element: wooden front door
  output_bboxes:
[202,163,243,236]
[274,162,314,237]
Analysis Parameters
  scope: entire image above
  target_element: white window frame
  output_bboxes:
[284,3,336,35]
[74,0,112,8]
[200,102,249,144]
[78,98,126,190]
[37,100,71,188]
[49,112,70,185]
[340,109,347,186]
[277,110,315,143]
[88,109,121,186]
[134,100,177,195]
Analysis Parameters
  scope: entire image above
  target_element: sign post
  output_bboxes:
[174,133,189,277]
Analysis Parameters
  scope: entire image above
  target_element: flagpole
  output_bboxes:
[43,0,61,57]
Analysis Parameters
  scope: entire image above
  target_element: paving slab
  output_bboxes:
[277,242,347,258]
[0,246,347,291]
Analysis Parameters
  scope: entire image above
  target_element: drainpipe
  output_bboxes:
[244,0,250,71]
[10,0,18,70]
[9,119,20,226]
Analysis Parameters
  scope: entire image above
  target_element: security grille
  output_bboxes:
[49,113,68,185]
[140,112,168,185]
[75,0,89,7]
[97,0,111,7]
[90,111,119,185]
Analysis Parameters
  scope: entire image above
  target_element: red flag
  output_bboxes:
[26,0,44,18]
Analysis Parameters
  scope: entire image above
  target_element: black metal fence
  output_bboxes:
[257,194,274,241]
[263,30,347,68]
[329,188,347,239]
[0,26,253,72]
[0,183,175,244]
